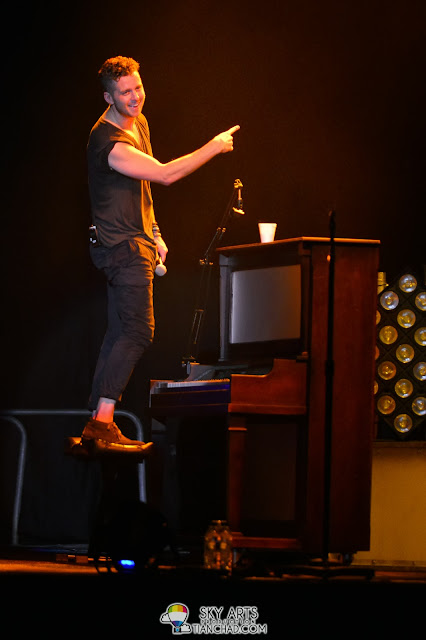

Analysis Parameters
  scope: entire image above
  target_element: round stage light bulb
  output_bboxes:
[374,380,378,395]
[380,290,399,310]
[377,395,396,415]
[395,344,415,363]
[394,414,413,433]
[414,327,426,346]
[395,378,413,398]
[412,397,426,416]
[378,361,397,380]
[398,274,417,293]
[415,291,426,312]
[397,309,416,328]
[413,362,426,381]
[379,325,398,345]
[376,310,381,325]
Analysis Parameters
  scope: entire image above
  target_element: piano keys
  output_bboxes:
[150,358,307,415]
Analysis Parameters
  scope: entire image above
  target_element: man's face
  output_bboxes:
[105,71,146,118]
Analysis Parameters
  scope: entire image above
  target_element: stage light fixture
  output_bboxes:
[375,268,426,440]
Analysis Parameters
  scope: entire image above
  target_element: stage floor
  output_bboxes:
[1,544,424,635]
[1,545,425,582]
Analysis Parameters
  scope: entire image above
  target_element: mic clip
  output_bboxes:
[232,206,245,216]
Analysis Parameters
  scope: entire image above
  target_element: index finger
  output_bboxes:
[227,125,240,135]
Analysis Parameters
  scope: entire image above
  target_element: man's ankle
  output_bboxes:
[94,397,116,423]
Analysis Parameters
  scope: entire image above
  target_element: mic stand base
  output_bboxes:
[275,558,375,581]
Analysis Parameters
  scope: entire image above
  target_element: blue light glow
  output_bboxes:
[118,559,136,568]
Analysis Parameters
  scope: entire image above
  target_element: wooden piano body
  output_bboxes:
[149,237,380,555]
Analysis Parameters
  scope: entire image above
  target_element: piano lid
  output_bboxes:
[217,236,380,256]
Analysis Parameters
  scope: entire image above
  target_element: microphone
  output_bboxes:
[237,185,243,210]
[232,182,245,216]
[155,257,167,276]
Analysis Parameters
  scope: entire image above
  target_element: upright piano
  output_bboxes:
[149,237,380,556]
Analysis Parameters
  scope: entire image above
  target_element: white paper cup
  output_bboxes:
[258,222,277,243]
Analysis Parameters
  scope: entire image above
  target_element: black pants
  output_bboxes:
[89,239,156,412]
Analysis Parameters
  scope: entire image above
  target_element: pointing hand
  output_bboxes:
[214,125,240,153]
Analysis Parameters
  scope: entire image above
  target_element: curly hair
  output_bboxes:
[98,56,140,93]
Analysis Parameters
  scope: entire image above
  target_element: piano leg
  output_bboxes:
[226,414,304,552]
[227,415,247,533]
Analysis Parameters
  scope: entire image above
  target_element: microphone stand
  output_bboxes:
[322,209,336,565]
[314,211,373,579]
[182,179,244,370]
[280,211,372,580]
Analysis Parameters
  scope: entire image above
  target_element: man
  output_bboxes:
[81,56,239,455]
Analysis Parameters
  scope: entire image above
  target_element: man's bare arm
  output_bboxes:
[108,125,240,185]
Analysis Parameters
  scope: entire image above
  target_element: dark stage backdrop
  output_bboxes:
[2,0,425,416]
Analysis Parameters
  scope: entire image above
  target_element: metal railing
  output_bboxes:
[0,409,148,546]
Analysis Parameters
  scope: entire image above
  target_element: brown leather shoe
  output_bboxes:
[65,435,153,460]
[81,418,148,446]
[71,418,154,459]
